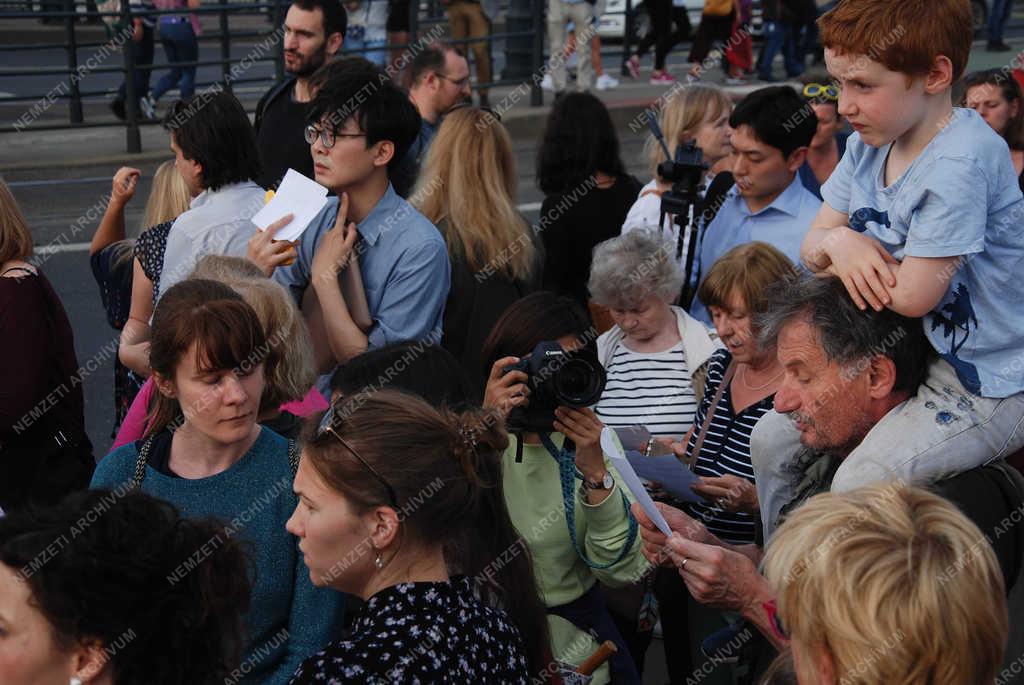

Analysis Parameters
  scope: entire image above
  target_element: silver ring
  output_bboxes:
[680,557,688,569]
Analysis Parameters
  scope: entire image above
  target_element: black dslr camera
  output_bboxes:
[503,341,607,434]
[649,116,708,309]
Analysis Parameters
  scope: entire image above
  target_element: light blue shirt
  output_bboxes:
[158,180,266,298]
[689,174,821,323]
[274,183,450,352]
[822,108,1024,398]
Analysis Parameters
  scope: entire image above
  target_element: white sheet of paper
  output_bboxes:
[250,169,329,242]
[624,451,704,504]
[600,427,673,537]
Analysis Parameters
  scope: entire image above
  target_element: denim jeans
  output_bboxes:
[344,35,387,66]
[757,20,804,79]
[117,25,154,103]
[152,18,198,100]
[988,0,1014,43]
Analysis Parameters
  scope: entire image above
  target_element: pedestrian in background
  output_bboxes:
[142,0,201,117]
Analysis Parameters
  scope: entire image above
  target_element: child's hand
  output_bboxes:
[824,226,899,311]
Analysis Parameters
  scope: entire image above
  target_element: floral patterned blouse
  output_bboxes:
[288,576,530,684]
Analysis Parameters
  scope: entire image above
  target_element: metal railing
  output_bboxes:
[0,0,552,152]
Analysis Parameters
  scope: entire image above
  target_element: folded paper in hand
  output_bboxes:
[251,169,329,243]
[600,428,673,537]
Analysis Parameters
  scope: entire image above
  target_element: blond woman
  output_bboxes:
[413,105,539,394]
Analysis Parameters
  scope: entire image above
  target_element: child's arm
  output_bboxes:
[801,203,900,311]
[874,256,960,318]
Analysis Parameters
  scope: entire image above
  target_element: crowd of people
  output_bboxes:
[3,0,1024,683]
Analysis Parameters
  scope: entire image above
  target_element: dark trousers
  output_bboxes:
[117,25,154,103]
[549,583,642,685]
[653,567,693,684]
[989,0,1015,42]
[688,11,734,64]
[757,19,805,78]
[636,0,692,70]
[152,18,198,100]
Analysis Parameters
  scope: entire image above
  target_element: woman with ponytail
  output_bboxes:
[286,390,551,683]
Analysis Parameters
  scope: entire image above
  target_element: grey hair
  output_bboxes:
[587,230,685,309]
[756,275,930,393]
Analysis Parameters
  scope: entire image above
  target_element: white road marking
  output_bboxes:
[33,200,547,254]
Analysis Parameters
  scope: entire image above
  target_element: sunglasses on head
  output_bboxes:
[803,82,839,101]
[316,401,398,507]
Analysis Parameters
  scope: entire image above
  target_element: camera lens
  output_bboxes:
[553,358,606,407]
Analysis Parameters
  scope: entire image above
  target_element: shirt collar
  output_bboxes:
[355,183,402,246]
[188,181,255,210]
[728,174,806,218]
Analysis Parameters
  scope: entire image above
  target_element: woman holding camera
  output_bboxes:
[482,292,648,685]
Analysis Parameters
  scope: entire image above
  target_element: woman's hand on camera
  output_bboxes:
[553,407,604,478]
[483,357,530,422]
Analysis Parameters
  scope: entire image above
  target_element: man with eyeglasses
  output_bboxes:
[255,0,347,190]
[391,42,472,197]
[251,58,450,383]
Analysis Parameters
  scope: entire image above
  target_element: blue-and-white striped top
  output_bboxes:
[595,339,697,440]
[684,348,774,545]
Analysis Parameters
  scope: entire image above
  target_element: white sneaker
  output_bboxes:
[139,93,156,120]
[596,73,619,90]
[541,74,554,91]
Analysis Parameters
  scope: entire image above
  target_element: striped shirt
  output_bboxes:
[684,349,774,545]
[595,340,697,439]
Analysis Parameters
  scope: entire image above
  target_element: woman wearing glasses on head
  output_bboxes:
[796,75,849,200]
[285,390,550,684]
[91,278,345,685]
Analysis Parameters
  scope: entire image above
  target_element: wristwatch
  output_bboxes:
[581,470,614,491]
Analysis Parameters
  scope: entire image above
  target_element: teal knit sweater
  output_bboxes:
[91,427,345,684]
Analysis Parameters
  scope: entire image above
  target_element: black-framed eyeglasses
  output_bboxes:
[316,402,398,507]
[802,82,839,101]
[434,72,471,88]
[448,102,502,122]
[304,124,367,149]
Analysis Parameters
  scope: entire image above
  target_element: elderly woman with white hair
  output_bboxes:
[590,230,719,439]
[588,229,720,679]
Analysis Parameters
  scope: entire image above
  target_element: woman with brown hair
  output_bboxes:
[92,278,345,684]
[286,390,549,683]
[413,106,539,394]
[659,241,794,685]
[0,179,94,513]
[964,69,1024,190]
[112,255,321,448]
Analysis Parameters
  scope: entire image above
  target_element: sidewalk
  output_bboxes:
[1,33,1021,172]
